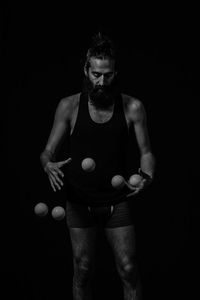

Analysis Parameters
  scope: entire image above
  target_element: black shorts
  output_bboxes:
[66,200,134,228]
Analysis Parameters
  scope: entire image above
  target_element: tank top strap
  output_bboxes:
[79,91,89,115]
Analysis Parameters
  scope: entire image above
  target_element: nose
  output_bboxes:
[98,75,104,86]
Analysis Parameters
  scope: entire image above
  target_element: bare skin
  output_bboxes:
[40,57,155,300]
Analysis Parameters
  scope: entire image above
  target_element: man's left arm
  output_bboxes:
[130,99,156,187]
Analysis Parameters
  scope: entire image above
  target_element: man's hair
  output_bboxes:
[84,32,117,70]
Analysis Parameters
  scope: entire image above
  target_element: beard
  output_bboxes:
[83,76,119,109]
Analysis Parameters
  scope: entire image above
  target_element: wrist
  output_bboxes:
[40,150,54,171]
[138,168,153,181]
[44,162,50,172]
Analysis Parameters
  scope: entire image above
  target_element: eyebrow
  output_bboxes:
[92,71,114,75]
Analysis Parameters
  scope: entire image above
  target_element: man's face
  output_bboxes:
[84,57,118,109]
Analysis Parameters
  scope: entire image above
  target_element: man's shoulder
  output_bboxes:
[58,93,81,112]
[61,93,81,107]
[55,93,81,121]
[121,93,143,111]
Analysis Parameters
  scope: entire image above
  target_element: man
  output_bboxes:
[40,33,155,300]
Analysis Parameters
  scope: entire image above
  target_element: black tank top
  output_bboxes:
[66,91,131,206]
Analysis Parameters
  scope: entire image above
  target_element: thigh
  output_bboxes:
[105,225,136,263]
[68,227,97,261]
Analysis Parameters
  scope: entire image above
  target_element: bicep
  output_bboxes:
[132,102,151,154]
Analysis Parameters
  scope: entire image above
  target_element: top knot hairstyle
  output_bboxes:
[84,32,118,70]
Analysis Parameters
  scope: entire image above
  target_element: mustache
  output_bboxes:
[84,77,117,94]
[92,85,111,93]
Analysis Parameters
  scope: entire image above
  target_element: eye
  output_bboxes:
[92,72,101,78]
[105,72,114,79]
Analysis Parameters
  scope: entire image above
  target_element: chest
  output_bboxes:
[70,98,131,135]
[88,104,114,123]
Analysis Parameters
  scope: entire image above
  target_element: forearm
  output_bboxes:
[40,149,55,170]
[140,151,155,179]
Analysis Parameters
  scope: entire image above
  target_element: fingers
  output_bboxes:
[55,167,64,178]
[124,180,136,191]
[49,176,56,192]
[45,161,68,191]
[52,171,64,186]
[124,180,137,198]
[126,179,147,198]
[58,157,72,167]
[126,190,139,198]
[49,171,64,192]
[124,179,140,198]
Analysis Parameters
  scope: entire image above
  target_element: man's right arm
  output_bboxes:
[40,98,71,170]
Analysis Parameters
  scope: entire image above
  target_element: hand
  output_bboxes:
[125,177,151,198]
[125,180,143,198]
[44,158,72,192]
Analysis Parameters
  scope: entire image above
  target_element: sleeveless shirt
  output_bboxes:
[66,91,132,206]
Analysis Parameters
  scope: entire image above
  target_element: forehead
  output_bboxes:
[89,57,115,72]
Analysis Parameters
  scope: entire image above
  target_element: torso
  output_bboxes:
[88,102,114,124]
[67,92,135,135]
[65,91,133,206]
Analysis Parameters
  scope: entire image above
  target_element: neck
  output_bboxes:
[88,97,115,112]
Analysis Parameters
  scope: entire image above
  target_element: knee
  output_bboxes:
[73,256,93,282]
[118,257,137,282]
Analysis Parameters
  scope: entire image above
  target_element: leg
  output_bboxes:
[66,201,98,300]
[105,225,142,300]
[68,227,97,300]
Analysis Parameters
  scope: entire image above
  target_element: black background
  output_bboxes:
[2,3,197,300]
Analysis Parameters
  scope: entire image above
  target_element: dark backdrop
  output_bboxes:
[2,4,197,300]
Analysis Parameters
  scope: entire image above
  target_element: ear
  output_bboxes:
[84,64,88,77]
